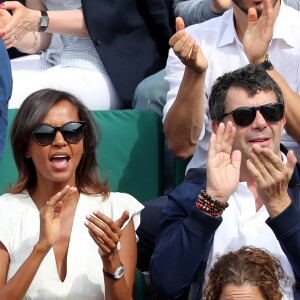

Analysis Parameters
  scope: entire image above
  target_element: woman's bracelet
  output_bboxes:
[195,190,229,218]
[16,31,38,53]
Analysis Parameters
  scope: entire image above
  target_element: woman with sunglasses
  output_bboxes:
[0,88,143,299]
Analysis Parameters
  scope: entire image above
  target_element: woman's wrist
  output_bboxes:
[15,31,38,53]
[33,242,51,256]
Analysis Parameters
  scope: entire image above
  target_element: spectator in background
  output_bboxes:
[0,88,143,299]
[133,0,231,116]
[0,38,12,164]
[133,0,300,118]
[81,0,174,109]
[204,246,288,300]
[0,0,174,110]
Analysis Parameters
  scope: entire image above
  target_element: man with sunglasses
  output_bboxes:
[0,39,12,165]
[164,0,300,170]
[150,64,300,299]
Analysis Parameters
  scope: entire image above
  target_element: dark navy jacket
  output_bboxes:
[81,0,174,108]
[151,149,300,299]
[0,40,12,164]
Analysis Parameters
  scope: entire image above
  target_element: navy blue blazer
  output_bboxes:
[81,0,175,108]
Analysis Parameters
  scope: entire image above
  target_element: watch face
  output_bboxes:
[114,265,125,279]
[41,17,49,27]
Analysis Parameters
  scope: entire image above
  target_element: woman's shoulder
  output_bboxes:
[107,192,144,208]
[0,191,30,207]
[80,192,144,215]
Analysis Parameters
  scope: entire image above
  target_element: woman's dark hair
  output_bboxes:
[203,246,288,300]
[8,88,109,196]
[209,64,284,122]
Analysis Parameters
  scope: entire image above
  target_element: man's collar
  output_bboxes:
[272,0,297,48]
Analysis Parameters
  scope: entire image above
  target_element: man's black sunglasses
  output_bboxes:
[32,121,85,146]
[221,103,284,127]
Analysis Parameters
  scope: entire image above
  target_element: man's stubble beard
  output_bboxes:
[232,0,278,17]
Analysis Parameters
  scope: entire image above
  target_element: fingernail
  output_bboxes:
[86,215,91,219]
[0,32,5,37]
[93,210,98,215]
[0,4,4,7]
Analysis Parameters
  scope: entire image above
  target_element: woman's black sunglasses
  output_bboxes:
[221,103,284,127]
[32,121,85,146]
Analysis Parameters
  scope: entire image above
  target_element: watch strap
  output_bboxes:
[38,11,49,32]
[103,263,125,280]
[260,54,273,71]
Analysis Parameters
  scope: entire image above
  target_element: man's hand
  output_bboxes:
[169,17,208,73]
[243,0,275,64]
[206,121,241,203]
[246,145,297,218]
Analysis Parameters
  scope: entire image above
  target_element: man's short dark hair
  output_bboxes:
[209,64,284,122]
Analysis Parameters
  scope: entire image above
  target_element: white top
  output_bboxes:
[203,181,295,300]
[163,1,300,171]
[0,191,144,299]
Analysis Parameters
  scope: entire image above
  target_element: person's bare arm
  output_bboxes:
[164,17,208,159]
[0,186,76,299]
[269,71,300,145]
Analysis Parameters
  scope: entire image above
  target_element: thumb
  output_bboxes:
[175,17,185,32]
[115,210,130,229]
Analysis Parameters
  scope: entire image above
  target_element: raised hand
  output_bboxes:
[246,145,296,217]
[206,122,241,203]
[169,17,208,73]
[85,210,130,257]
[38,185,77,251]
[243,0,275,64]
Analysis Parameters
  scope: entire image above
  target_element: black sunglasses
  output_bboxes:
[32,121,85,146]
[221,103,284,127]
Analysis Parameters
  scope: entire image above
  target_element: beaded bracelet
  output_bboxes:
[195,190,228,218]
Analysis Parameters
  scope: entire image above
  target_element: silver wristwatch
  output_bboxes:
[103,263,125,280]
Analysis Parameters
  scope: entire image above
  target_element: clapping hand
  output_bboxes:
[169,17,208,74]
[243,0,275,64]
[38,185,77,251]
[206,121,241,203]
[85,210,129,257]
[246,145,296,217]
